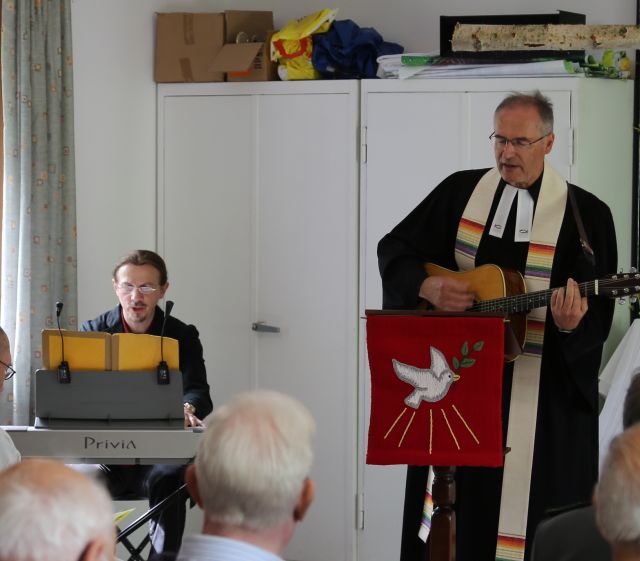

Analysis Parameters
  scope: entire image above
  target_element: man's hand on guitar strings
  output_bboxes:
[419,276,475,311]
[550,278,588,332]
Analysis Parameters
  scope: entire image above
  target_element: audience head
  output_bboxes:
[0,327,11,392]
[595,424,640,556]
[0,459,115,561]
[187,390,316,535]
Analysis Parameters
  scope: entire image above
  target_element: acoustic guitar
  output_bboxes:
[424,262,640,360]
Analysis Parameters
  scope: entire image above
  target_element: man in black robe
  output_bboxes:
[378,91,617,561]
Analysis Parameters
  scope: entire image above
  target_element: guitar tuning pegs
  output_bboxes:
[618,297,627,305]
[631,296,638,304]
[631,267,638,273]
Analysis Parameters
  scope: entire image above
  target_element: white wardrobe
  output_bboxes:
[157,81,359,561]
[358,76,633,561]
[157,77,633,561]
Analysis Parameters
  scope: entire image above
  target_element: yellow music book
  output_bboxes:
[111,333,179,371]
[41,330,180,371]
[42,330,111,370]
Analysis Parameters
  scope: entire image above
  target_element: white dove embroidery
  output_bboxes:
[392,346,460,409]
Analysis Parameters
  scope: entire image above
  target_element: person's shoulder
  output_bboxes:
[165,315,200,339]
[80,306,121,332]
[533,504,607,560]
[429,168,492,199]
[0,427,20,468]
[445,168,492,184]
[569,182,612,214]
[539,504,596,531]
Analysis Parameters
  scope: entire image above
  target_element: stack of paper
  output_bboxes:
[377,54,579,80]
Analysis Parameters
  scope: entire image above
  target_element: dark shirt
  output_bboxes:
[531,505,611,561]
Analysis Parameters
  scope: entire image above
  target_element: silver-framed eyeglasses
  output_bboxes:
[489,132,550,150]
[116,283,159,295]
[0,360,16,381]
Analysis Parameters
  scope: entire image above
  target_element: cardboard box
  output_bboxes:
[210,10,278,82]
[155,12,225,83]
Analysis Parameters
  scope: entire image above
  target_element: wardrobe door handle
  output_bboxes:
[251,322,280,333]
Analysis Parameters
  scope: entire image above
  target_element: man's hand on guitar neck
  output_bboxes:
[419,276,475,311]
[550,278,588,332]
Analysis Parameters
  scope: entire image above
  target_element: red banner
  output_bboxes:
[366,314,504,467]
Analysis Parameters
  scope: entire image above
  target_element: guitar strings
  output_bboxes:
[471,278,638,313]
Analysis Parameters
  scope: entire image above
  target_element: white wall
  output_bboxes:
[72,0,636,321]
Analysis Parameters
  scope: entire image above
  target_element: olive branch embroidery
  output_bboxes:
[451,340,484,374]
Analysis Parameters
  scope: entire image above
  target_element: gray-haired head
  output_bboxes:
[0,459,115,561]
[193,390,316,531]
[595,424,640,552]
[495,90,554,136]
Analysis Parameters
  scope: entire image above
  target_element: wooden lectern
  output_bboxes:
[365,310,519,561]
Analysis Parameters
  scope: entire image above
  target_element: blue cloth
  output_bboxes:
[312,19,403,79]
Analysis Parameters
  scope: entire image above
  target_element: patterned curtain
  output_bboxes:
[0,0,77,424]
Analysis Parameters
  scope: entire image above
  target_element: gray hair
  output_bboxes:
[495,90,554,135]
[195,390,315,530]
[0,460,114,561]
[595,424,640,549]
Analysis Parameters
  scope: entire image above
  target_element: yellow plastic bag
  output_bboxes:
[270,8,337,80]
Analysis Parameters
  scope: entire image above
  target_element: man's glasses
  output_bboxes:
[115,283,159,295]
[0,360,16,381]
[489,132,550,150]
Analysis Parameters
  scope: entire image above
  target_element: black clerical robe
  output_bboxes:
[377,168,617,561]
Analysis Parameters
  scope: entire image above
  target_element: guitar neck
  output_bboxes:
[470,280,598,314]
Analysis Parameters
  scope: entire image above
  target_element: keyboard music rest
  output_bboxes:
[34,369,185,425]
[3,426,203,464]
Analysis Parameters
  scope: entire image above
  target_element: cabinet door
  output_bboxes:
[362,91,468,311]
[254,91,358,561]
[159,84,358,561]
[360,91,468,561]
[160,94,256,404]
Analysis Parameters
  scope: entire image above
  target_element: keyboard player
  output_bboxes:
[81,249,213,561]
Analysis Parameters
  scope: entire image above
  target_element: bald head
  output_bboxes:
[0,327,10,392]
[0,328,8,354]
[0,459,115,561]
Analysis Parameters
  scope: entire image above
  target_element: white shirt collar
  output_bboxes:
[488,184,534,242]
[177,534,284,561]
